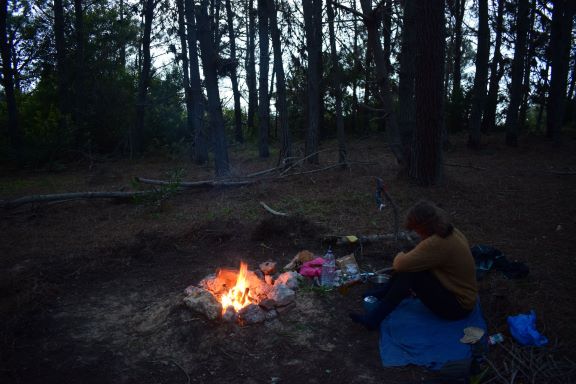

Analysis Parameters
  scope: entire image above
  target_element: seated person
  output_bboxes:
[350,200,478,330]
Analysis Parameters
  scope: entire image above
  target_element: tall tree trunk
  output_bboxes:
[467,0,490,148]
[518,0,537,131]
[73,0,85,145]
[0,0,20,153]
[447,0,466,132]
[53,0,68,133]
[119,0,126,67]
[225,0,243,143]
[382,0,392,72]
[567,53,576,125]
[398,0,416,165]
[257,0,270,158]
[185,0,208,164]
[504,0,529,147]
[268,0,291,164]
[246,0,257,136]
[568,53,576,101]
[410,0,445,186]
[444,21,453,105]
[352,2,359,130]
[210,0,221,44]
[327,0,346,165]
[195,0,230,176]
[133,0,154,156]
[176,0,194,149]
[303,0,322,164]
[362,48,371,132]
[481,0,505,134]
[536,60,550,130]
[546,0,575,144]
[359,0,403,164]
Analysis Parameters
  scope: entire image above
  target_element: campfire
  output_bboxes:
[183,260,299,325]
[217,262,256,313]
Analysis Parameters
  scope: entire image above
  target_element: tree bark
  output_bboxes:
[268,0,292,164]
[467,0,490,149]
[447,0,466,132]
[327,0,346,165]
[185,0,208,164]
[303,0,323,164]
[258,0,270,158]
[133,0,154,156]
[246,0,258,136]
[53,0,68,137]
[73,0,85,144]
[195,0,230,176]
[518,0,537,131]
[481,0,505,134]
[352,2,360,130]
[504,0,530,147]
[176,0,194,152]
[225,0,243,143]
[410,0,445,186]
[398,0,416,167]
[546,0,575,144]
[536,60,550,130]
[382,0,392,73]
[0,0,21,154]
[359,0,403,164]
[119,0,126,67]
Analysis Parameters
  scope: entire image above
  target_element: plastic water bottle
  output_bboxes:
[321,248,336,287]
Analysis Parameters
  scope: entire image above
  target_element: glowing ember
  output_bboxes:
[219,262,254,313]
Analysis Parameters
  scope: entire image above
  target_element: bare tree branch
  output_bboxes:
[259,201,289,216]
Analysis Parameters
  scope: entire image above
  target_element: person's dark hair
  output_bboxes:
[404,200,454,238]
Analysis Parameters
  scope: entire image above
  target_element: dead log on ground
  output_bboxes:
[134,177,255,188]
[324,232,417,246]
[1,191,153,209]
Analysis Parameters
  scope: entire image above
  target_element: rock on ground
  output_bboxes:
[183,286,222,320]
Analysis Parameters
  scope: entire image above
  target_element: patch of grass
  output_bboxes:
[299,284,333,295]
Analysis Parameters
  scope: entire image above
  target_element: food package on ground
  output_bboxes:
[336,253,361,283]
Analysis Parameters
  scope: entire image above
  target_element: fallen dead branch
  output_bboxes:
[279,148,335,177]
[324,232,417,246]
[1,191,153,209]
[3,155,377,209]
[134,177,254,188]
[259,201,289,216]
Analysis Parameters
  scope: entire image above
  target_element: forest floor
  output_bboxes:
[1,133,576,384]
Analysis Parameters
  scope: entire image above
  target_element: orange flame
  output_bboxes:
[220,262,252,313]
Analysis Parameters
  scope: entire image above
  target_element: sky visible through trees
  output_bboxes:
[0,0,575,183]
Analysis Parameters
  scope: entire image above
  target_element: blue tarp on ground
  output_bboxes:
[379,297,486,370]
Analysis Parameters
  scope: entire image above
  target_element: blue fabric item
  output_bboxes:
[379,297,486,370]
[507,310,548,347]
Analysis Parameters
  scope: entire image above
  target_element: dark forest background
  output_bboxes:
[0,0,575,184]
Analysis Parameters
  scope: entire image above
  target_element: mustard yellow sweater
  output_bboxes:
[393,228,478,310]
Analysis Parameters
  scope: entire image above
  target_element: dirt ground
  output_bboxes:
[1,133,575,384]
